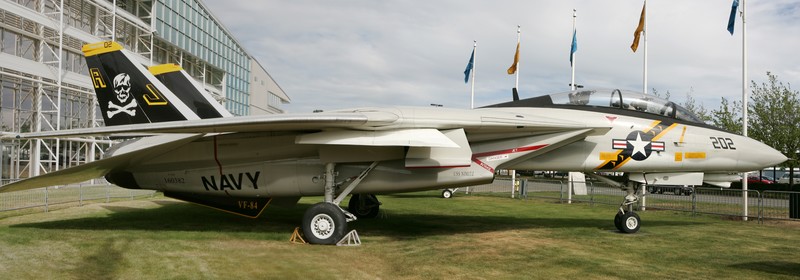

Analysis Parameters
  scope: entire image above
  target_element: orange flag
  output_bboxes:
[507,42,520,74]
[631,3,645,52]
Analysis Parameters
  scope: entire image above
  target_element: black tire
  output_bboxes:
[442,189,453,199]
[647,186,654,194]
[348,194,380,219]
[614,212,624,232]
[673,187,681,196]
[302,202,348,245]
[620,211,641,233]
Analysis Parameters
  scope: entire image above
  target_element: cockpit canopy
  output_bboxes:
[490,89,705,124]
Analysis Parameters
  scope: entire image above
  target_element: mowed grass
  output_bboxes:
[1,192,799,280]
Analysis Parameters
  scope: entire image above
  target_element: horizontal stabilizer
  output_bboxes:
[165,192,271,218]
[0,133,204,193]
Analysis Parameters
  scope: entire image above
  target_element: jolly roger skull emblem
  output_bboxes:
[108,73,138,118]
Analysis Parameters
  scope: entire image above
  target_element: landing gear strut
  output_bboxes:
[615,181,642,233]
[302,162,379,245]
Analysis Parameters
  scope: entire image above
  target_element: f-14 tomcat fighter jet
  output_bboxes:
[0,42,787,244]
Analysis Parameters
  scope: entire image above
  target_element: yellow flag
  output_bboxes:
[507,42,520,74]
[630,3,645,52]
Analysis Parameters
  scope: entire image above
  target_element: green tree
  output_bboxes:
[651,88,671,101]
[681,87,711,123]
[748,72,800,180]
[710,97,742,134]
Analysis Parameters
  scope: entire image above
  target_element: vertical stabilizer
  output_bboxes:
[149,63,232,118]
[82,41,200,126]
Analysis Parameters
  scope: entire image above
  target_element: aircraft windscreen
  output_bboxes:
[550,89,705,123]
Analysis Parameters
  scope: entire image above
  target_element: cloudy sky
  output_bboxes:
[202,0,800,114]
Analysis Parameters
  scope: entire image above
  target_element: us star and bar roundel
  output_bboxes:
[596,120,677,170]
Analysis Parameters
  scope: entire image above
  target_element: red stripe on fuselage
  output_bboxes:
[472,158,495,174]
[406,165,471,169]
[472,144,549,158]
[471,144,549,173]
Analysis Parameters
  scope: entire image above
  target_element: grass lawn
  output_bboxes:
[1,191,798,280]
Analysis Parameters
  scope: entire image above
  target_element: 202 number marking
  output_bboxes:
[710,137,736,150]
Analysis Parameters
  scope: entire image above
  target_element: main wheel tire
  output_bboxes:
[302,202,348,245]
[348,194,380,219]
[614,212,624,232]
[647,186,654,194]
[442,189,453,199]
[620,211,641,234]
[674,188,682,195]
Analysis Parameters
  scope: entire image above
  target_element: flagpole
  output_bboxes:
[741,0,749,221]
[571,9,577,91]
[640,0,648,211]
[511,26,520,198]
[471,40,476,109]
[642,0,648,95]
[515,25,521,92]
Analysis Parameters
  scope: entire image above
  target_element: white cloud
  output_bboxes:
[202,0,800,114]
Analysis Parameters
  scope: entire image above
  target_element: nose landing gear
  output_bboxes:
[615,181,642,233]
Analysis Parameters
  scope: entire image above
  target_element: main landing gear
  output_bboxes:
[303,202,349,244]
[614,181,642,233]
[348,194,381,218]
[302,162,380,245]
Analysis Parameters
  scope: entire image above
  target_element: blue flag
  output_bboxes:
[727,0,739,35]
[464,49,475,83]
[570,29,577,65]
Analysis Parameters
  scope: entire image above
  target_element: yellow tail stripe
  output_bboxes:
[149,63,183,75]
[82,41,123,57]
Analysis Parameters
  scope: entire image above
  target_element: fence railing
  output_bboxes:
[1,181,156,213]
[466,178,800,223]
[6,177,799,223]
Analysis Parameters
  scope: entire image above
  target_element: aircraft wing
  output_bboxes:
[12,110,397,139]
[11,107,601,139]
[0,133,204,193]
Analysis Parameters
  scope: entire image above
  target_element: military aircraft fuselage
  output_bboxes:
[107,90,785,198]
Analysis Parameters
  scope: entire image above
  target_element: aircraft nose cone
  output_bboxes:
[763,147,789,167]
[741,141,787,170]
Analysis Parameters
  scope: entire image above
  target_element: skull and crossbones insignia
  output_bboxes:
[108,73,138,118]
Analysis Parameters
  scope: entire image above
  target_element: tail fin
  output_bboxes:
[82,41,200,126]
[149,64,232,118]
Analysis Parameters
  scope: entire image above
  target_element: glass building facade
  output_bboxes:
[153,0,255,116]
[0,0,288,181]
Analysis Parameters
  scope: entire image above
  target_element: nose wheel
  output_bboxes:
[614,181,642,233]
[614,210,640,233]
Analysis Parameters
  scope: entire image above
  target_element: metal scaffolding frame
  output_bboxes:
[0,0,227,183]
